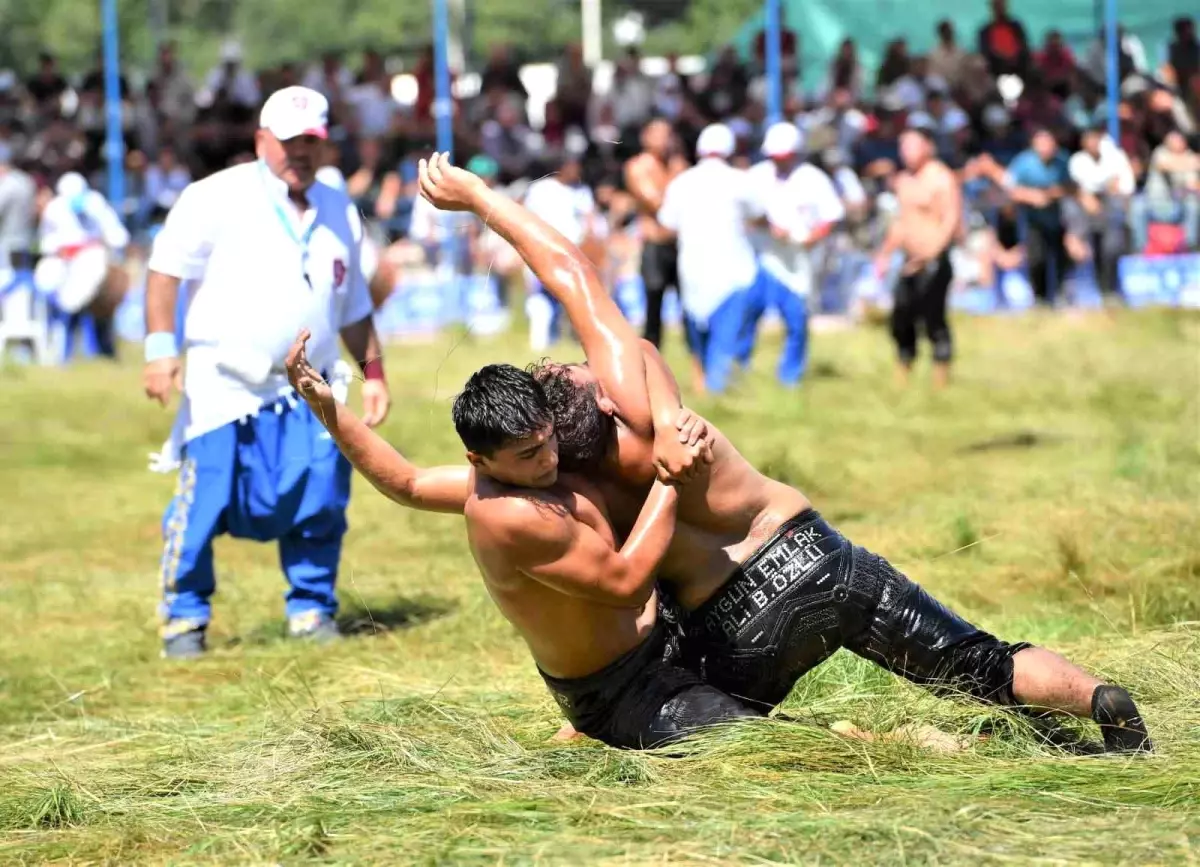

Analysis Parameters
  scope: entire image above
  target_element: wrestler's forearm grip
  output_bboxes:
[641,340,683,429]
[611,480,680,604]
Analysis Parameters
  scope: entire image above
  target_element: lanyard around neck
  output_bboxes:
[259,162,317,287]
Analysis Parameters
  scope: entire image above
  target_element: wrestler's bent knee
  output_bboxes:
[847,551,1030,705]
[646,685,762,748]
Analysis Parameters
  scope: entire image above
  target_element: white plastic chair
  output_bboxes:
[0,269,52,365]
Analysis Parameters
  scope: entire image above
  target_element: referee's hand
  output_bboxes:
[143,358,182,407]
[285,329,335,420]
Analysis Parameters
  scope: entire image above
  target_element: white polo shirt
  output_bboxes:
[1068,138,1136,196]
[658,158,761,323]
[748,161,845,295]
[148,161,372,443]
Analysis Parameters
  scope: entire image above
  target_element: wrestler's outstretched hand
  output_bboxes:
[418,151,488,213]
[286,329,336,420]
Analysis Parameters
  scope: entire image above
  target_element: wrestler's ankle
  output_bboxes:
[1091,685,1153,754]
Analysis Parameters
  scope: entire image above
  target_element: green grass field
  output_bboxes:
[1,310,1198,865]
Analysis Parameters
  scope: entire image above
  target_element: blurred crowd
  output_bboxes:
[0,0,1198,347]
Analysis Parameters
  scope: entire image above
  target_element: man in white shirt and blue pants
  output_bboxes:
[142,86,390,659]
[740,122,845,386]
[658,124,761,394]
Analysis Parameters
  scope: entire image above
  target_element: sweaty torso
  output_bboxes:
[464,473,655,680]
[625,153,679,245]
[599,422,811,610]
[895,162,957,269]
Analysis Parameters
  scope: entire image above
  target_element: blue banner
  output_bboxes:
[1119,254,1200,309]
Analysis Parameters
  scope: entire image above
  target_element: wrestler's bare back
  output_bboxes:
[464,471,656,679]
[604,419,811,609]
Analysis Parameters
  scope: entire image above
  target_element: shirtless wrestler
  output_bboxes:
[624,118,687,349]
[875,125,963,388]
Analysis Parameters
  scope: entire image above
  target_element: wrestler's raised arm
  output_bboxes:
[286,330,470,514]
[418,152,654,439]
[641,338,713,480]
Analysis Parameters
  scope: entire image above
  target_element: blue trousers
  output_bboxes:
[684,288,750,394]
[158,396,352,634]
[736,269,810,386]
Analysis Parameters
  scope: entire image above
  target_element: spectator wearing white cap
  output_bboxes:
[34,170,130,356]
[741,122,845,386]
[142,86,390,659]
[204,40,261,109]
[657,123,763,394]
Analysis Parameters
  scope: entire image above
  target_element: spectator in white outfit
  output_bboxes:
[658,123,762,394]
[35,171,130,355]
[741,122,846,385]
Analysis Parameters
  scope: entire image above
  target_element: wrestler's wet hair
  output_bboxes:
[453,364,553,456]
[528,360,614,472]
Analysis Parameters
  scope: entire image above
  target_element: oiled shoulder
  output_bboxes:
[469,491,571,548]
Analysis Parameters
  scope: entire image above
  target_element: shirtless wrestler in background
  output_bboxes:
[876,125,963,389]
[624,118,687,350]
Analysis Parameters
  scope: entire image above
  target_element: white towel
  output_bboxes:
[148,359,357,474]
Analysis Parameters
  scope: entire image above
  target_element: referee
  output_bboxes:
[142,86,390,659]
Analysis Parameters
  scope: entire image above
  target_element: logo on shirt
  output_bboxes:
[332,258,346,289]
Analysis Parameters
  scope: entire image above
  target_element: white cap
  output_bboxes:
[220,40,243,63]
[259,86,329,141]
[696,123,735,158]
[761,121,801,157]
[55,172,88,199]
